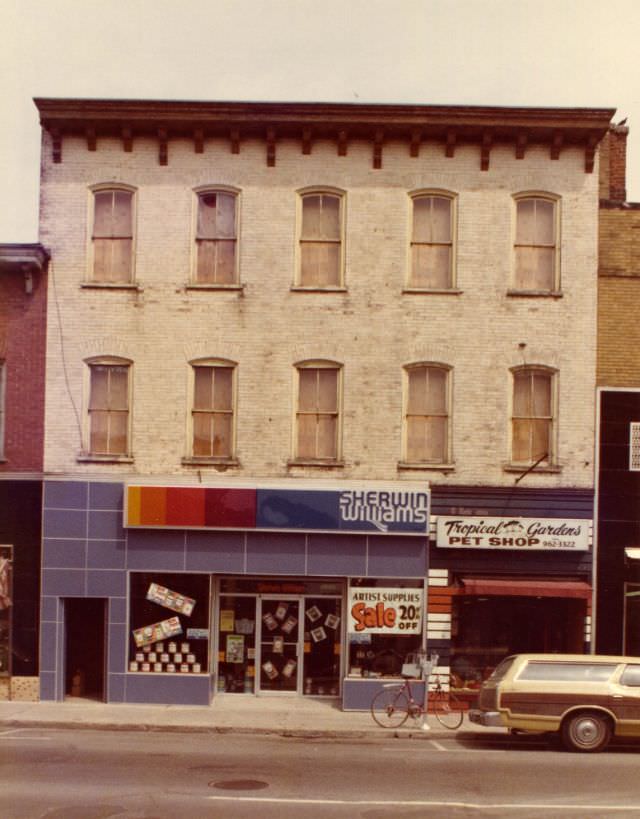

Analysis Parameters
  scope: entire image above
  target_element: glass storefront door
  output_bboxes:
[258,597,302,694]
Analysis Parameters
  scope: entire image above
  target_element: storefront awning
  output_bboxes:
[625,548,640,561]
[460,578,592,599]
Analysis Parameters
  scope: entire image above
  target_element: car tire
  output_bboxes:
[561,711,612,753]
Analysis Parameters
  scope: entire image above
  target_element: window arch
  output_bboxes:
[293,360,342,461]
[513,192,560,292]
[511,365,557,465]
[193,188,239,285]
[189,358,237,459]
[89,184,136,283]
[297,189,345,288]
[403,363,451,464]
[409,192,456,289]
[85,356,132,457]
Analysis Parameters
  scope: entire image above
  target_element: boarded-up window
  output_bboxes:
[195,192,237,284]
[296,365,340,459]
[405,365,449,463]
[410,196,453,289]
[89,363,130,455]
[92,190,133,282]
[514,197,557,291]
[512,368,554,464]
[299,193,342,286]
[192,365,234,457]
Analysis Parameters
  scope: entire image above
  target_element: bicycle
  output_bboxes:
[370,669,464,729]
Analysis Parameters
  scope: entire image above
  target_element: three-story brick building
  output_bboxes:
[35,99,613,706]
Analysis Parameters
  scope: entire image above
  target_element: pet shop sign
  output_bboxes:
[437,517,589,551]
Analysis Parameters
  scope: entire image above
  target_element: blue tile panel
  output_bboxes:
[124,673,211,705]
[342,678,425,711]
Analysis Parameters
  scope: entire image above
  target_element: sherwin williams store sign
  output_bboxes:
[125,484,430,536]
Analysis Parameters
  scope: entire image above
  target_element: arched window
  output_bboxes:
[294,361,342,461]
[86,357,132,456]
[403,364,451,464]
[513,194,559,292]
[194,190,238,284]
[190,359,237,458]
[298,190,344,287]
[409,193,455,289]
[90,186,135,283]
[511,366,557,465]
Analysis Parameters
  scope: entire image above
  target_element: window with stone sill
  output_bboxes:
[408,193,455,290]
[297,191,344,288]
[511,366,557,467]
[403,364,451,465]
[294,361,342,462]
[194,190,239,286]
[189,360,237,459]
[513,194,560,293]
[86,357,132,457]
[90,186,135,284]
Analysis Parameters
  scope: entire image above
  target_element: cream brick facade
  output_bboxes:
[40,111,604,488]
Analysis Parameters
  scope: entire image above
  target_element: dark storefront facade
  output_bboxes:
[596,389,640,655]
[40,479,430,709]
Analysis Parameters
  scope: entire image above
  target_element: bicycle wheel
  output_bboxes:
[370,686,410,728]
[432,688,464,729]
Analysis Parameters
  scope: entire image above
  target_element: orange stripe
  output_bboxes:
[140,486,167,526]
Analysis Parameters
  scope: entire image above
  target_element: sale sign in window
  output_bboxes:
[348,587,423,634]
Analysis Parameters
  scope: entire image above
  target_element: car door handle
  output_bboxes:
[612,694,624,699]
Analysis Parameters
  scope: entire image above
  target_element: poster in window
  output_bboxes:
[133,616,183,648]
[262,612,278,631]
[325,613,340,630]
[282,615,298,635]
[226,634,245,664]
[146,583,196,616]
[262,660,278,679]
[275,602,288,621]
[220,609,235,632]
[311,626,327,643]
[282,659,297,678]
[306,605,322,622]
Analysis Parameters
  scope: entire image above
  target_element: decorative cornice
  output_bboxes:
[0,243,50,293]
[34,97,616,171]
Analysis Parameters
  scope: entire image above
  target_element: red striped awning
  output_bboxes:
[460,578,592,599]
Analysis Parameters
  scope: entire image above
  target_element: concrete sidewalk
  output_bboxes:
[0,696,505,740]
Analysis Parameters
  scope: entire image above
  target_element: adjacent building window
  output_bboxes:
[294,361,341,461]
[630,423,640,471]
[513,194,559,291]
[90,187,135,283]
[194,190,238,284]
[403,364,450,464]
[191,360,236,458]
[409,193,455,289]
[298,191,344,287]
[87,358,131,456]
[0,362,5,459]
[511,366,556,465]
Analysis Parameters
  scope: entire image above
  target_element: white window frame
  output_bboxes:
[401,363,452,466]
[82,356,133,460]
[87,184,137,285]
[185,358,238,462]
[292,360,343,463]
[407,191,456,291]
[511,192,561,294]
[510,365,557,467]
[191,187,241,287]
[295,188,346,289]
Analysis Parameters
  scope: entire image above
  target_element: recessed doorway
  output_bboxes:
[64,598,107,701]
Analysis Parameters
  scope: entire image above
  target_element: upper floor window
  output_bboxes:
[513,195,559,292]
[0,362,5,459]
[194,190,238,285]
[409,194,455,289]
[511,366,556,466]
[298,191,344,288]
[403,364,451,464]
[190,360,236,459]
[90,187,135,283]
[87,358,131,457]
[294,361,342,461]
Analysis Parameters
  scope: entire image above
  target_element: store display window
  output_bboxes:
[347,579,424,678]
[217,595,257,693]
[128,572,210,674]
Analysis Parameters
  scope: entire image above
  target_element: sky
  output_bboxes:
[2,0,639,242]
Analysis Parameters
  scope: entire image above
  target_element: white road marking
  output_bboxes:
[207,796,640,811]
[0,729,52,741]
[428,739,448,751]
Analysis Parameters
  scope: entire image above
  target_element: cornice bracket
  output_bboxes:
[194,129,204,154]
[445,129,456,158]
[86,127,97,151]
[302,128,312,155]
[230,129,240,154]
[516,131,528,159]
[585,133,598,173]
[337,130,348,157]
[480,130,493,171]
[158,128,168,166]
[410,128,422,158]
[266,128,276,167]
[373,129,384,169]
[51,128,62,163]
[121,127,133,152]
[551,130,564,160]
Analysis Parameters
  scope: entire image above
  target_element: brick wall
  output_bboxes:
[40,131,601,488]
[599,126,628,202]
[0,270,47,471]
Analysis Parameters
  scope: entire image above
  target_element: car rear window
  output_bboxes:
[487,656,517,682]
[519,661,618,682]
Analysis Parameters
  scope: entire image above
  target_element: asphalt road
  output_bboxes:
[3,726,640,818]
